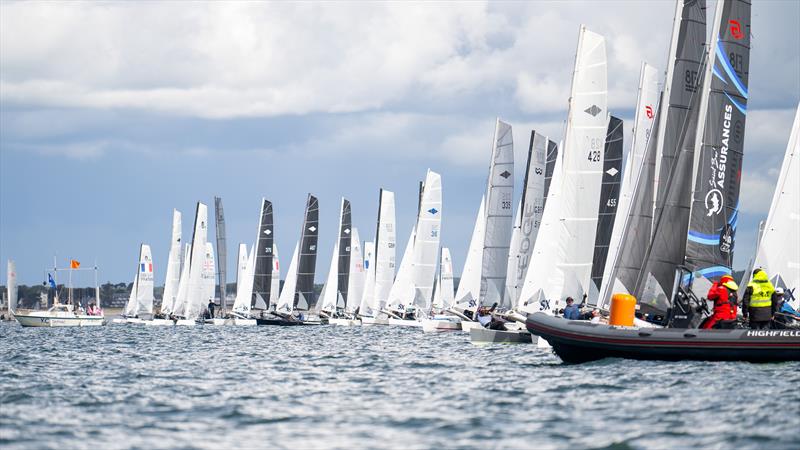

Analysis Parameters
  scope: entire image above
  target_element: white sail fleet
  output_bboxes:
[5,0,799,331]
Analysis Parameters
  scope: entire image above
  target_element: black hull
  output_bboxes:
[255,317,323,326]
[526,313,800,364]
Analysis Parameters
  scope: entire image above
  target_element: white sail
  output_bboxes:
[453,196,485,310]
[432,247,455,310]
[597,62,660,308]
[373,189,397,313]
[137,244,155,315]
[161,210,182,315]
[359,241,376,315]
[124,265,138,317]
[172,243,191,317]
[319,237,340,314]
[519,26,607,313]
[753,103,800,298]
[276,242,300,313]
[386,227,416,312]
[232,245,255,315]
[200,242,216,311]
[411,169,442,312]
[236,243,248,293]
[346,228,365,314]
[481,119,514,309]
[270,244,280,306]
[183,202,209,320]
[7,260,17,315]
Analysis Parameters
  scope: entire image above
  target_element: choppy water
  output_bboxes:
[1,321,798,450]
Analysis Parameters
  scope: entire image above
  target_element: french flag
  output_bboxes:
[141,263,153,273]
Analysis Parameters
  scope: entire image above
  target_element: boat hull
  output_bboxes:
[359,317,389,326]
[175,319,198,326]
[460,320,483,332]
[469,327,534,344]
[421,318,461,332]
[526,312,800,363]
[328,318,360,327]
[16,313,104,328]
[255,317,320,326]
[144,319,174,327]
[387,318,422,328]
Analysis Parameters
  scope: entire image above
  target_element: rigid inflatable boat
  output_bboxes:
[526,312,800,363]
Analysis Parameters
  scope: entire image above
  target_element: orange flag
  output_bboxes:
[70,260,80,269]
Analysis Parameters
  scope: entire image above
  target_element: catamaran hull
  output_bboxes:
[526,312,800,363]
[421,318,461,332]
[387,318,422,328]
[360,317,389,326]
[175,319,198,326]
[255,318,320,326]
[144,319,174,327]
[328,318,360,327]
[469,327,534,344]
[16,314,104,328]
[460,321,483,332]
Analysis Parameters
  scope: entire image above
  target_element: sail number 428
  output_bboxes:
[586,137,602,162]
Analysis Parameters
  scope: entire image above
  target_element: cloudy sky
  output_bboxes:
[1,1,798,286]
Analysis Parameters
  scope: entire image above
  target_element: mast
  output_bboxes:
[214,197,228,314]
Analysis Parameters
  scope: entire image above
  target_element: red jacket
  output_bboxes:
[707,282,737,320]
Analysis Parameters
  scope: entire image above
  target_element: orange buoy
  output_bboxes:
[609,293,637,326]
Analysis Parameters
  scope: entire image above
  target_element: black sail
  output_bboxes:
[590,116,624,297]
[685,0,750,282]
[543,139,559,208]
[336,199,352,309]
[296,194,319,311]
[252,199,274,310]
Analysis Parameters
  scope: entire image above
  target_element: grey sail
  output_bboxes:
[296,194,319,311]
[252,199,274,310]
[481,119,514,309]
[214,197,227,312]
[635,0,708,317]
[589,116,624,301]
[543,139,559,211]
[654,0,708,217]
[604,95,662,308]
[337,199,352,310]
[684,0,750,283]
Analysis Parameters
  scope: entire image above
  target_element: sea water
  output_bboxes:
[1,321,798,449]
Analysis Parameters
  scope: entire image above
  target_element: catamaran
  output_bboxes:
[113,244,155,324]
[172,202,211,326]
[258,194,321,325]
[359,189,396,326]
[15,259,105,327]
[205,196,229,325]
[421,247,459,332]
[319,198,353,321]
[147,209,182,326]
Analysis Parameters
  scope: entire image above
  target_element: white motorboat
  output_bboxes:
[15,304,104,327]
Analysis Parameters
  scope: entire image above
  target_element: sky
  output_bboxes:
[1,0,798,286]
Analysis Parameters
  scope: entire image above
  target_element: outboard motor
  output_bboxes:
[667,266,710,329]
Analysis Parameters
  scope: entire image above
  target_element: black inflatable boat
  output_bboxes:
[526,312,800,363]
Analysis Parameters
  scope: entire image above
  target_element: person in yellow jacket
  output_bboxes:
[742,268,777,329]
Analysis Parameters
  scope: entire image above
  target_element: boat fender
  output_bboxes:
[610,294,636,326]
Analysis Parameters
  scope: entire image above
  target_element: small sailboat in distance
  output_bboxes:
[113,244,155,324]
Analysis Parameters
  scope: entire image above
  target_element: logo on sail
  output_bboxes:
[500,170,511,179]
[428,208,439,215]
[729,20,744,40]
[645,105,654,119]
[704,189,724,216]
[584,105,602,117]
[719,224,733,254]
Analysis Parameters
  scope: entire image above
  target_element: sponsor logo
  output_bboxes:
[719,224,733,254]
[308,226,317,232]
[704,189,723,217]
[729,20,744,40]
[427,208,439,215]
[746,330,800,337]
[645,105,654,119]
[500,170,511,179]
[584,105,602,117]
[606,167,619,177]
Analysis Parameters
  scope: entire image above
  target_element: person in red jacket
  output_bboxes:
[701,275,739,329]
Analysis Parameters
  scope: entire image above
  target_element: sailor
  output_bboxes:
[743,268,776,330]
[774,288,800,324]
[701,275,738,329]
[563,297,581,320]
[206,299,215,319]
[476,304,494,327]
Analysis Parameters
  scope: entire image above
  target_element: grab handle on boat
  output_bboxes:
[638,331,652,337]
[683,332,697,338]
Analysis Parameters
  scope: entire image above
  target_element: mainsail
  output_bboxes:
[598,63,660,309]
[236,243,248,294]
[589,115,624,304]
[386,227,415,312]
[172,243,191,317]
[232,245,255,316]
[346,228,365,314]
[359,241,376,315]
[252,199,274,311]
[201,242,216,309]
[684,0,751,286]
[518,26,607,312]
[319,198,351,314]
[372,189,397,315]
[7,260,17,315]
[161,209,182,316]
[184,202,209,320]
[276,243,299,313]
[295,194,319,311]
[504,131,553,308]
[214,197,227,312]
[270,244,280,306]
[481,119,514,309]
[125,243,154,317]
[752,104,799,298]
[432,247,455,310]
[410,169,442,312]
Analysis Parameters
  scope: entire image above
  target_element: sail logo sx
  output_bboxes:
[705,104,734,217]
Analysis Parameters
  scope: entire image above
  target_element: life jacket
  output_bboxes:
[747,271,774,309]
